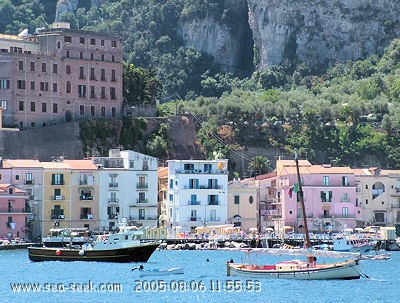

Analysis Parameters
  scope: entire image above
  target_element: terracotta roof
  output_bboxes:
[0,184,26,194]
[3,159,43,168]
[41,162,71,169]
[63,160,98,170]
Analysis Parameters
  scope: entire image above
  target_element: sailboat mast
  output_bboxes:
[295,151,311,249]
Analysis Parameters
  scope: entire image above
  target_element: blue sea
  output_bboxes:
[0,248,398,303]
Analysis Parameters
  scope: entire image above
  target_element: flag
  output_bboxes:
[293,183,299,193]
[288,187,293,198]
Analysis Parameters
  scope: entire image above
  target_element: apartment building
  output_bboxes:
[167,159,229,234]
[93,149,158,231]
[354,167,400,227]
[0,22,122,129]
[1,159,43,241]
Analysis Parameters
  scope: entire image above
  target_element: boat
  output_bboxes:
[333,236,375,253]
[42,227,90,248]
[136,267,184,277]
[226,152,362,280]
[28,220,160,263]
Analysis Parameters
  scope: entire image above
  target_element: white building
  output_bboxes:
[167,159,229,234]
[93,149,158,231]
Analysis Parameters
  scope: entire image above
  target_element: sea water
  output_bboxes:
[0,248,398,303]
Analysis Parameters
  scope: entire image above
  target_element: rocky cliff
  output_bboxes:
[54,0,400,71]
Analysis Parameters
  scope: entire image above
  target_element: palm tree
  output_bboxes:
[248,155,270,177]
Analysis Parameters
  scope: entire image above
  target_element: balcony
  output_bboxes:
[136,183,148,189]
[136,199,148,204]
[188,217,202,221]
[208,201,219,206]
[25,180,34,185]
[206,217,221,222]
[51,195,65,200]
[108,213,118,220]
[80,195,93,201]
[80,214,93,220]
[51,181,65,185]
[187,201,201,205]
[108,198,119,203]
[51,214,65,219]
[0,208,31,213]
[109,182,118,188]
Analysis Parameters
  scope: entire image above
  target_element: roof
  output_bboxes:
[0,184,26,194]
[62,160,98,170]
[3,159,43,168]
[41,162,71,169]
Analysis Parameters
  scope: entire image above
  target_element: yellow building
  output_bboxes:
[42,161,71,234]
[157,167,169,228]
[227,179,259,232]
[63,160,99,231]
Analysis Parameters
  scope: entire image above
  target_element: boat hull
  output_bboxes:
[28,242,159,263]
[227,259,361,280]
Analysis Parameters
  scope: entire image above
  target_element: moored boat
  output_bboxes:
[28,220,160,263]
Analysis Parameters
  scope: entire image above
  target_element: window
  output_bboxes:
[190,210,197,221]
[53,103,58,113]
[210,209,217,221]
[110,87,116,99]
[80,52,83,59]
[208,179,218,189]
[26,173,33,184]
[249,196,254,204]
[204,164,212,172]
[129,161,134,168]
[321,191,332,202]
[111,40,117,47]
[51,205,64,219]
[66,50,70,58]
[64,36,72,42]
[30,81,35,90]
[101,54,104,61]
[1,100,6,110]
[80,207,92,219]
[375,212,385,223]
[91,106,95,116]
[90,86,95,98]
[30,102,35,112]
[101,40,104,46]
[17,80,25,89]
[53,64,57,73]
[101,106,105,116]
[208,195,219,205]
[90,38,96,45]
[19,101,24,111]
[234,195,240,204]
[112,107,116,117]
[139,209,145,220]
[138,192,146,203]
[78,85,86,98]
[90,68,95,80]
[111,69,116,81]
[80,37,85,44]
[51,174,64,185]
[66,65,71,74]
[79,66,84,79]
[90,53,94,60]
[66,81,71,93]
[42,103,46,112]
[342,176,349,186]
[342,193,349,202]
[188,179,199,189]
[80,105,84,116]
[109,191,118,202]
[323,176,329,186]
[30,61,35,71]
[40,82,48,91]
[342,207,349,217]
[53,83,57,92]
[101,87,106,98]
[18,60,24,70]
[112,55,115,62]
[101,69,106,81]
[0,80,10,89]
[41,63,46,72]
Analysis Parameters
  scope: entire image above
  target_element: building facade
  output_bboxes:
[93,149,158,231]
[0,22,122,129]
[167,159,229,234]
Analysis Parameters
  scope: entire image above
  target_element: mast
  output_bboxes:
[295,151,311,249]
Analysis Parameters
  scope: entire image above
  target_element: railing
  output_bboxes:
[136,199,148,203]
[108,198,119,203]
[136,183,148,189]
[51,195,65,200]
[334,213,356,218]
[187,201,201,205]
[108,214,118,219]
[51,181,65,185]
[25,180,34,185]
[341,198,350,202]
[208,201,219,205]
[176,169,228,175]
[206,217,221,222]
[0,208,31,213]
[80,195,93,200]
[51,214,65,219]
[80,214,94,220]
[109,182,118,187]
[188,217,202,221]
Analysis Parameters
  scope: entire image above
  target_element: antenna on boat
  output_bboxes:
[294,150,311,249]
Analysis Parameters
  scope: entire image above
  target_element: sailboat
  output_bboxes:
[227,152,362,280]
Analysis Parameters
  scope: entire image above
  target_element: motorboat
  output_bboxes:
[136,267,184,277]
[28,220,160,263]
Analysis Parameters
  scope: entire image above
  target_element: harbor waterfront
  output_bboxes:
[1,249,399,303]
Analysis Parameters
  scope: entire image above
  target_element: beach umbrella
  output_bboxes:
[264,227,274,232]
[249,228,258,233]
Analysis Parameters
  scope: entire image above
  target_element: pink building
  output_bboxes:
[0,184,30,240]
[261,159,361,234]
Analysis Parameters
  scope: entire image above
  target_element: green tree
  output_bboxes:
[248,155,270,177]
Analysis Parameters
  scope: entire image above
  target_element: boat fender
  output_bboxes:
[56,249,61,256]
[79,250,85,256]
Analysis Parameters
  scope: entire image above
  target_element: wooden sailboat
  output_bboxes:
[227,152,362,280]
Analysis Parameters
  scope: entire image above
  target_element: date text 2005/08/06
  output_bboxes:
[134,279,262,293]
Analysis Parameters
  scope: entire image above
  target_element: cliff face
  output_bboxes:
[54,0,400,71]
[248,0,400,69]
[178,0,254,72]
